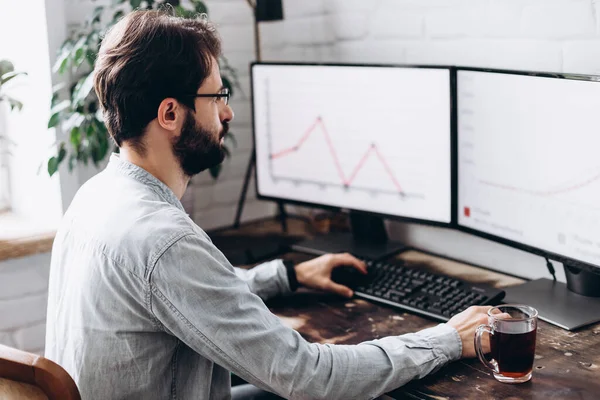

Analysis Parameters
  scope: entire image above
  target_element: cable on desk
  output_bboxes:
[545,257,557,281]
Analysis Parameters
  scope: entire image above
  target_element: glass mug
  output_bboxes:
[474,304,538,383]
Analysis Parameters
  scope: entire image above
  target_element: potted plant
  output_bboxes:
[47,0,239,179]
[0,59,26,211]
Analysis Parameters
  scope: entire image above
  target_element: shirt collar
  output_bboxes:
[106,153,185,212]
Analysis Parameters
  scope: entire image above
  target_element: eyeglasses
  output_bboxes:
[189,87,230,105]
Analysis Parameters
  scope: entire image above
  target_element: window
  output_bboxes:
[0,0,64,231]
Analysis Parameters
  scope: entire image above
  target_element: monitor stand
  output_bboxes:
[291,212,406,260]
[504,264,600,330]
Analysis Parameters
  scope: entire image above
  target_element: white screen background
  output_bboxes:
[458,70,600,267]
[253,65,452,223]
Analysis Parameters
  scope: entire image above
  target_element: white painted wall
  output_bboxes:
[0,252,51,354]
[6,0,600,353]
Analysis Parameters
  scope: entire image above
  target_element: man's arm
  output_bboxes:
[232,260,293,301]
[232,251,367,301]
[149,233,464,400]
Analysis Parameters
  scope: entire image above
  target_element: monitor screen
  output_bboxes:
[252,63,452,224]
[457,69,600,268]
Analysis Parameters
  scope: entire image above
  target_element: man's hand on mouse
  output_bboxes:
[294,253,367,298]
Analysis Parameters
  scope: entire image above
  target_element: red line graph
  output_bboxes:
[481,171,600,196]
[270,116,404,193]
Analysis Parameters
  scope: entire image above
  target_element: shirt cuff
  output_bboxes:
[418,323,463,363]
[282,259,299,292]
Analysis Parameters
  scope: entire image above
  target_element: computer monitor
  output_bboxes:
[457,67,600,330]
[251,63,453,259]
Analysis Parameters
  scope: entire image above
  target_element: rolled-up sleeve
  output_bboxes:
[149,233,462,400]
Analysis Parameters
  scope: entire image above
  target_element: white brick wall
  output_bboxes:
[5,0,600,354]
[0,253,51,354]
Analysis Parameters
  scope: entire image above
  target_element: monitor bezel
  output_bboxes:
[455,66,600,274]
[249,61,457,229]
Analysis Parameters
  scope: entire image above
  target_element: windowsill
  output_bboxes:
[0,212,56,262]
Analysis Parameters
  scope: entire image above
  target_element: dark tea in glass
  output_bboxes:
[475,305,538,383]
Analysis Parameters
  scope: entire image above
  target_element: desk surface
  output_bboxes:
[212,219,600,400]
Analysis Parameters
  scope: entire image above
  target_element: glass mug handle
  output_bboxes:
[474,324,499,374]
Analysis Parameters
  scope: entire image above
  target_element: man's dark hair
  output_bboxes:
[93,10,222,153]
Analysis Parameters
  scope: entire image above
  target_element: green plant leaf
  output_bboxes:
[48,156,59,176]
[6,97,23,112]
[63,112,86,133]
[85,49,97,68]
[175,5,196,18]
[98,130,109,160]
[50,99,71,115]
[95,108,104,122]
[86,30,99,44]
[219,56,243,98]
[89,6,104,25]
[1,71,27,86]
[92,137,109,165]
[222,145,231,158]
[80,148,90,165]
[93,116,108,134]
[73,41,89,68]
[70,126,82,147]
[190,0,208,14]
[221,76,233,97]
[53,41,74,74]
[130,0,143,9]
[48,111,61,128]
[73,33,88,51]
[68,153,77,171]
[52,82,67,93]
[112,0,126,5]
[57,144,67,164]
[112,10,125,24]
[72,73,95,107]
[209,163,222,180]
[86,121,95,138]
[51,91,61,108]
[74,48,86,68]
[0,60,14,76]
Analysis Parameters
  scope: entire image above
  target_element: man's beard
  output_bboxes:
[172,110,227,177]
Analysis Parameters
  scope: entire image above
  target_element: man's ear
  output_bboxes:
[157,98,184,134]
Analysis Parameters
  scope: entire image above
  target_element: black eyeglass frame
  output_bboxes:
[187,88,230,105]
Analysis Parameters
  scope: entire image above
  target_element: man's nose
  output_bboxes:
[221,103,234,123]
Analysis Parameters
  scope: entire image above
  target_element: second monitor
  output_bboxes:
[457,67,600,329]
[251,63,453,258]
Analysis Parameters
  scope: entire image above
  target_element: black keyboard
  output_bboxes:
[332,258,506,322]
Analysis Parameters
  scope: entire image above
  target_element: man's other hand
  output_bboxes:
[294,253,367,298]
[447,306,493,358]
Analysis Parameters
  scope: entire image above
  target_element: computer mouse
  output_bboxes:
[331,266,370,289]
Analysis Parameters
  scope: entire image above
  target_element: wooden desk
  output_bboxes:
[211,219,600,400]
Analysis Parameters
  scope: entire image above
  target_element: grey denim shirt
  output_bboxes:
[45,154,462,400]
